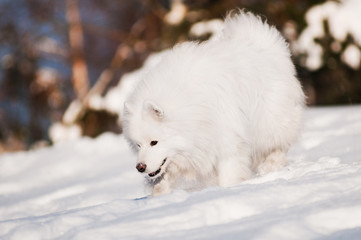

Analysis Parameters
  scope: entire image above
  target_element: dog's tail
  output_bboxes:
[216,10,289,53]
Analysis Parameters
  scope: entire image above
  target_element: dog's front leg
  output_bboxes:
[152,162,180,196]
[152,174,172,196]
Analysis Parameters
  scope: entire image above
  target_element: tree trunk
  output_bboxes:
[65,0,89,101]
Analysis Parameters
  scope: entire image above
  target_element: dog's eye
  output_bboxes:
[150,141,158,146]
[136,144,141,149]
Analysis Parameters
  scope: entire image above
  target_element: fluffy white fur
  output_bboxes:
[122,11,305,196]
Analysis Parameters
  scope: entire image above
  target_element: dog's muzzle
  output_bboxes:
[148,158,167,177]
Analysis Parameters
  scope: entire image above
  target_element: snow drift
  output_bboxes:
[1,105,361,239]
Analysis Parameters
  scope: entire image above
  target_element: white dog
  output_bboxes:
[122,11,305,196]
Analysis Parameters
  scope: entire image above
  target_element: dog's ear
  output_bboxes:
[123,102,133,116]
[143,100,164,119]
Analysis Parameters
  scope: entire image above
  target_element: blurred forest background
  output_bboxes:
[0,0,360,153]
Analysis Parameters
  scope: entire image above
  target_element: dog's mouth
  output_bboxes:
[148,158,167,177]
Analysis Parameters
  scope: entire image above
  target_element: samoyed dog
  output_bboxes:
[122,11,305,196]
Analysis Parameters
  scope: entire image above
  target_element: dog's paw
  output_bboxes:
[153,179,173,196]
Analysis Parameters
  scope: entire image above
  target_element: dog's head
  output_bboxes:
[122,100,188,179]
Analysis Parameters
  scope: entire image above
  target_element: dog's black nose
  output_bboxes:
[136,163,147,172]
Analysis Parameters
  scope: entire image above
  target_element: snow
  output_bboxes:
[341,44,361,69]
[1,105,361,239]
[164,0,187,25]
[48,122,82,143]
[295,0,361,70]
[189,19,224,39]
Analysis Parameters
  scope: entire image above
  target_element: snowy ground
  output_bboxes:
[0,106,361,240]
